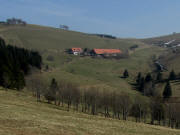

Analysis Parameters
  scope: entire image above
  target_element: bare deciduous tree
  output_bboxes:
[26,74,46,102]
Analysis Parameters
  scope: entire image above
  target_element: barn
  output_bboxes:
[93,49,122,56]
[71,48,83,55]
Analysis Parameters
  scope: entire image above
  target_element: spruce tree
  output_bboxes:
[139,77,145,93]
[145,73,152,82]
[136,72,142,85]
[123,69,129,78]
[156,72,162,82]
[0,38,42,90]
[50,78,58,104]
[169,70,176,80]
[50,78,58,90]
[44,78,58,103]
[163,81,172,99]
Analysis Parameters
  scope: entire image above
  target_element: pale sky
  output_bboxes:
[1,0,180,38]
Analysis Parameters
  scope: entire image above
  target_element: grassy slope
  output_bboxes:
[143,33,180,97]
[41,46,164,96]
[0,24,143,50]
[0,89,179,135]
[0,24,180,134]
[0,24,165,97]
[142,33,180,45]
[142,33,180,73]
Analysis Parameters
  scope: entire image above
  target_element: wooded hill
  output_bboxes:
[0,37,42,90]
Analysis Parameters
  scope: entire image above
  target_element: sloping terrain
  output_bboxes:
[142,33,180,46]
[1,24,180,134]
[0,24,144,50]
[0,89,179,135]
[143,33,180,97]
[0,24,165,97]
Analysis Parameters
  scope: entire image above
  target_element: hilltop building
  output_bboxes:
[71,48,83,55]
[92,49,122,56]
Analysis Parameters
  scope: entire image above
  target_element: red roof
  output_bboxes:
[71,48,82,52]
[93,49,122,54]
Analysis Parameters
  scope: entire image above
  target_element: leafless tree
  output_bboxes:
[119,93,132,120]
[26,74,46,102]
[150,97,165,125]
[130,96,149,122]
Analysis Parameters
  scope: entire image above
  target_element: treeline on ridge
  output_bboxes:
[91,34,117,39]
[0,18,27,26]
[0,37,42,90]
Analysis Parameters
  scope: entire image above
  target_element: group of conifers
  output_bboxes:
[0,38,42,90]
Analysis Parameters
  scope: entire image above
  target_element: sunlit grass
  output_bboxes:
[0,89,179,135]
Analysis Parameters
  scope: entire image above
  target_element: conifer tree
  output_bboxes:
[145,73,152,82]
[169,70,176,80]
[156,72,162,82]
[0,37,42,90]
[136,72,142,85]
[163,81,172,99]
[123,69,129,78]
[139,77,145,93]
[50,78,58,104]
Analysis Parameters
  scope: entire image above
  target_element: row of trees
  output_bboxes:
[59,25,69,30]
[26,75,180,129]
[134,70,180,128]
[0,38,42,90]
[122,69,173,99]
[135,71,174,98]
[93,34,117,39]
[121,69,180,127]
[0,18,27,26]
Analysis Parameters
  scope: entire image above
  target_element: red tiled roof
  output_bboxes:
[71,48,82,52]
[93,49,122,54]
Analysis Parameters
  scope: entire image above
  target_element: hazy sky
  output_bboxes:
[1,0,180,38]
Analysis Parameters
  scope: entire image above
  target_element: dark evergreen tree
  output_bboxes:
[123,69,129,78]
[136,72,142,85]
[139,77,145,93]
[44,78,58,103]
[169,70,176,80]
[50,78,58,104]
[163,81,172,99]
[0,37,42,90]
[145,73,152,82]
[156,72,163,82]
[50,78,58,92]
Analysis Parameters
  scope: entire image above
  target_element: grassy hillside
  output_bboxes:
[142,33,180,98]
[0,89,179,135]
[0,24,144,50]
[142,33,180,45]
[41,46,164,95]
[0,24,166,97]
[1,24,180,134]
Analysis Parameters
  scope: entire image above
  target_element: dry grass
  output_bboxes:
[0,89,179,135]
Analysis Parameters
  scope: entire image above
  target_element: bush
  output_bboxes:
[130,45,138,50]
[46,55,54,61]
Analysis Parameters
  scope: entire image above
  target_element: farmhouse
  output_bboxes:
[93,49,122,56]
[71,48,83,55]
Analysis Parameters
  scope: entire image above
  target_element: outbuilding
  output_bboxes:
[71,48,83,55]
[93,49,122,56]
